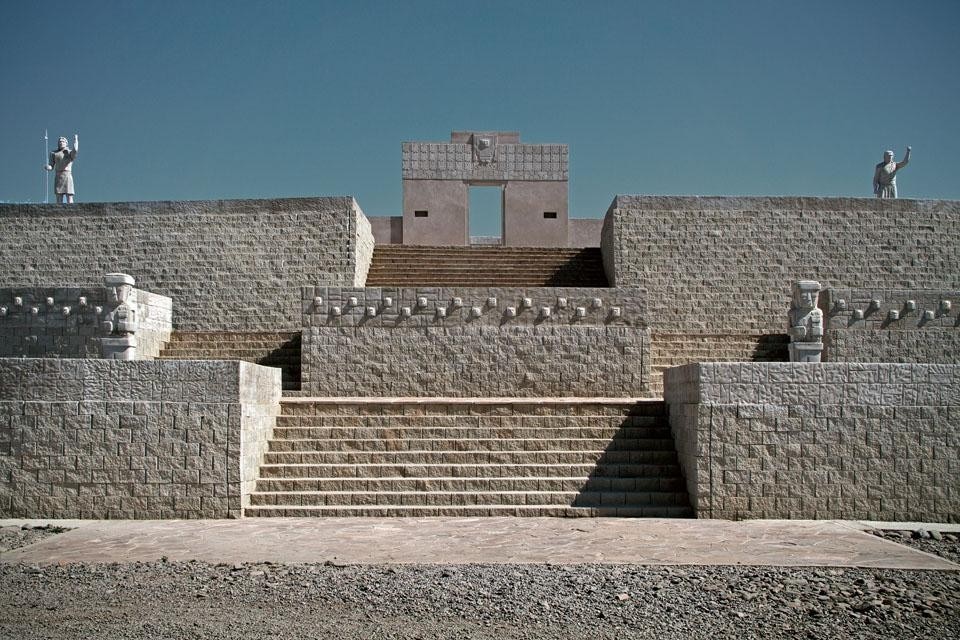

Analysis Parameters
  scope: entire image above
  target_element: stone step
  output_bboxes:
[165,331,299,342]
[279,399,666,418]
[244,505,694,517]
[267,437,678,452]
[270,425,672,440]
[257,462,683,479]
[261,449,679,465]
[275,413,666,426]
[253,476,688,493]
[160,340,301,350]
[157,349,300,361]
[247,490,690,508]
[365,264,606,272]
[372,246,596,255]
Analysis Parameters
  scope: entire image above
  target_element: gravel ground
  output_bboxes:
[869,528,960,565]
[0,524,70,553]
[2,559,957,639]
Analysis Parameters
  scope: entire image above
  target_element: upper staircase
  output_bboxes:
[364,245,608,287]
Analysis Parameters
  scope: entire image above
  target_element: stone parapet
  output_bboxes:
[602,196,960,334]
[0,358,281,519]
[663,362,960,522]
[300,286,650,397]
[822,287,960,363]
[0,197,368,331]
[0,286,171,359]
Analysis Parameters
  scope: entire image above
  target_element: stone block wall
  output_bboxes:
[822,288,960,363]
[602,196,960,334]
[0,287,172,359]
[301,286,650,397]
[664,362,960,522]
[0,359,280,518]
[0,197,370,331]
[353,201,375,287]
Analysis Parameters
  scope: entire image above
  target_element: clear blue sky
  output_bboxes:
[2,0,958,227]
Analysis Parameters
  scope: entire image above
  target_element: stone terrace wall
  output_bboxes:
[0,359,280,518]
[0,287,172,360]
[0,197,369,331]
[301,286,650,397]
[823,288,960,363]
[664,362,960,522]
[602,196,960,334]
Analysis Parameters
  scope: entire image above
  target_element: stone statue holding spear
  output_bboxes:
[45,134,78,203]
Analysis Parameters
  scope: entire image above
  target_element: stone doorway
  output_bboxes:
[468,184,504,245]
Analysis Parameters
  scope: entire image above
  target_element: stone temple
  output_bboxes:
[0,130,958,522]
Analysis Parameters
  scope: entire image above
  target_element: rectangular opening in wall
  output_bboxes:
[468,185,503,245]
[414,210,428,218]
[543,211,557,219]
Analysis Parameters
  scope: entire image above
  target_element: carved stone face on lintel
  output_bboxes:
[472,133,497,166]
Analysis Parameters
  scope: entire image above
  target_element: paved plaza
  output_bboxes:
[1,517,957,570]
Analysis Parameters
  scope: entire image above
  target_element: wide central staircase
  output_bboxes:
[244,398,691,517]
[365,245,608,287]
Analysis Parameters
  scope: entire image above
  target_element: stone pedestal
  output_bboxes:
[101,335,137,360]
[789,341,823,363]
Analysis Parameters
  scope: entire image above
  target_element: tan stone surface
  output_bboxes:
[1,518,956,570]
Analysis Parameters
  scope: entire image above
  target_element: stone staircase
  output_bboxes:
[157,331,302,391]
[649,332,790,394]
[364,246,608,287]
[244,398,692,517]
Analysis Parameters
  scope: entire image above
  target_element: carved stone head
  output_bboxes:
[104,273,136,305]
[883,150,894,163]
[58,137,68,150]
[792,280,821,310]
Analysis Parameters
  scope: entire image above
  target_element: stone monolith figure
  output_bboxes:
[101,273,138,360]
[873,146,911,199]
[45,134,79,204]
[788,280,823,362]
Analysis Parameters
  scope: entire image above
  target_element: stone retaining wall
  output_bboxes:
[301,286,650,397]
[602,196,960,334]
[0,197,370,331]
[663,362,960,522]
[0,287,172,359]
[0,359,280,519]
[823,288,960,363]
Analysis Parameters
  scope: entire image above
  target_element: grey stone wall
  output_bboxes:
[568,218,602,248]
[0,358,280,518]
[603,196,960,334]
[301,286,650,397]
[664,362,960,522]
[823,288,960,363]
[0,197,369,331]
[353,202,375,287]
[0,287,172,359]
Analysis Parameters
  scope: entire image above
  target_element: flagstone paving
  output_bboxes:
[1,517,957,570]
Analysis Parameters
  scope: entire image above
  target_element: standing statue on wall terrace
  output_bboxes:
[873,146,911,198]
[45,134,79,204]
[788,280,824,363]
